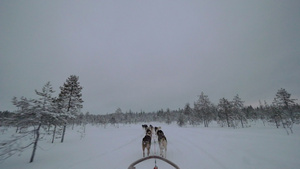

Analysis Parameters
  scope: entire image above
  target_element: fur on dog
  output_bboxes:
[156,129,164,137]
[149,125,154,132]
[155,127,161,135]
[146,128,152,136]
[157,130,167,158]
[142,134,151,157]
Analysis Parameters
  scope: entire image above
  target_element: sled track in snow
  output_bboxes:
[103,134,144,155]
[64,133,143,169]
[167,128,229,169]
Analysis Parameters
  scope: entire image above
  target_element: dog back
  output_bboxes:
[142,135,151,145]
[158,134,167,142]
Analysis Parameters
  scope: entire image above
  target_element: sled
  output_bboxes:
[128,155,180,169]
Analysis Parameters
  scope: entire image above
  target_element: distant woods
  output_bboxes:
[80,89,298,133]
[1,87,299,132]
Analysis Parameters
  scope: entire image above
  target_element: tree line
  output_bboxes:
[57,88,299,135]
[1,78,299,163]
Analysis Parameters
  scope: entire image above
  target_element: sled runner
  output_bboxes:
[128,155,180,169]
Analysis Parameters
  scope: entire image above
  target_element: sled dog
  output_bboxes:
[157,130,167,158]
[142,134,151,157]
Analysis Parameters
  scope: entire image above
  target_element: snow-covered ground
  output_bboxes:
[1,122,300,169]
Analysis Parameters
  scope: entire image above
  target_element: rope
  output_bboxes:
[153,133,158,169]
[153,134,156,155]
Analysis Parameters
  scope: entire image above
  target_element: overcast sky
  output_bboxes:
[1,0,300,114]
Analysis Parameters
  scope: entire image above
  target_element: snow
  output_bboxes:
[1,122,300,169]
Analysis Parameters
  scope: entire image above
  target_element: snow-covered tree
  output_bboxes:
[177,112,186,127]
[58,75,83,143]
[232,94,247,128]
[269,102,281,128]
[272,88,297,134]
[182,103,192,125]
[165,108,172,124]
[218,98,233,127]
[257,100,271,126]
[194,92,214,127]
[1,97,32,162]
[1,82,58,163]
[112,108,123,127]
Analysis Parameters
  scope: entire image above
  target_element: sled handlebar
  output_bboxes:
[128,155,180,169]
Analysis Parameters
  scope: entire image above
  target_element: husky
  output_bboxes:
[142,134,151,157]
[157,130,167,158]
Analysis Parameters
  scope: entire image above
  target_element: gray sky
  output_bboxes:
[1,0,300,114]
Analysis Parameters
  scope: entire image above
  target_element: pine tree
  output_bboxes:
[258,100,270,127]
[183,103,192,125]
[50,97,65,143]
[177,112,186,127]
[272,88,297,134]
[165,108,172,124]
[58,75,83,143]
[30,82,56,162]
[232,94,247,128]
[194,92,214,127]
[1,82,58,163]
[113,108,123,127]
[1,97,33,162]
[218,98,233,127]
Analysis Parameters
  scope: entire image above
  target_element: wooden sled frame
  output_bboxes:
[128,155,180,169]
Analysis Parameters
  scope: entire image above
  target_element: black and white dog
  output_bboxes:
[142,131,152,157]
[156,129,167,158]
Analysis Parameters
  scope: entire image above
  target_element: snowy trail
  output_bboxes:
[1,123,300,169]
[168,129,227,169]
[160,125,229,169]
[65,133,142,169]
[63,125,145,169]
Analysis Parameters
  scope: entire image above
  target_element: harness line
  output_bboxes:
[153,133,158,169]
